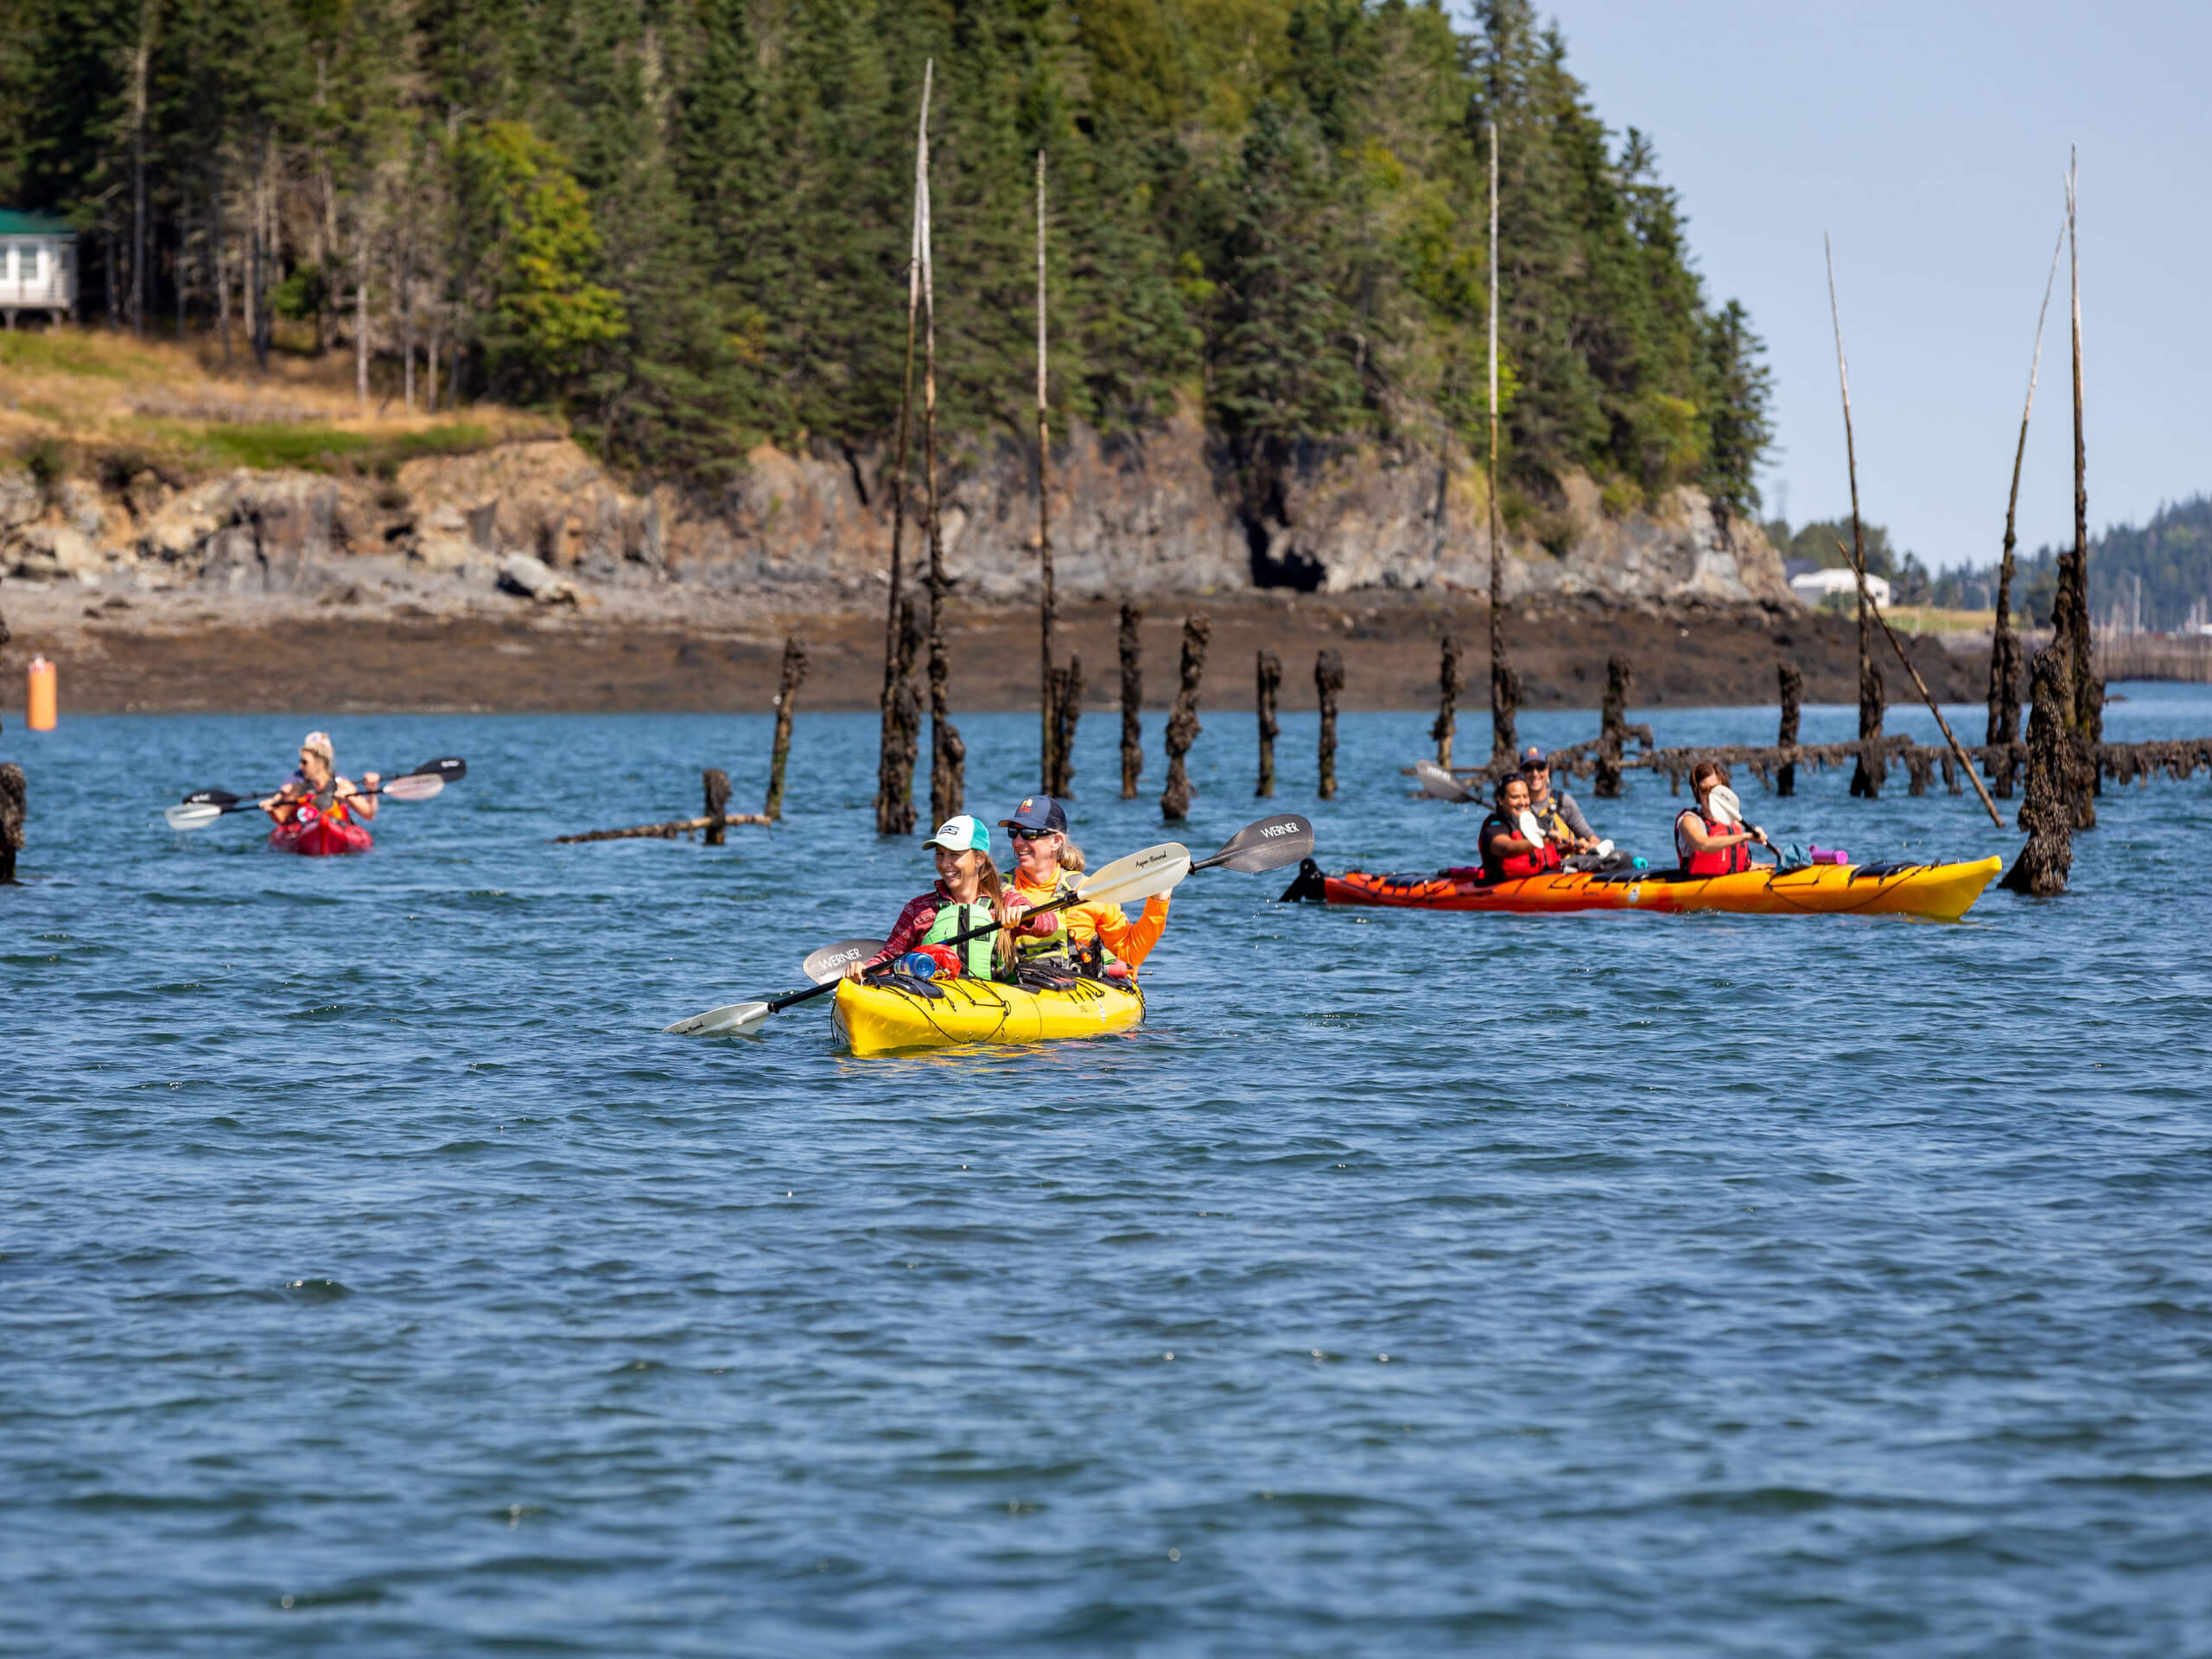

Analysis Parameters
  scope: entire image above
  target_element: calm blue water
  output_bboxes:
[5,686,2212,1656]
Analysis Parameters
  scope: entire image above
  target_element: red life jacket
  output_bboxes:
[1677,810,1750,876]
[1482,813,1564,881]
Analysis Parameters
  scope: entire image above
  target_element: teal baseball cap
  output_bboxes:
[923,814,992,855]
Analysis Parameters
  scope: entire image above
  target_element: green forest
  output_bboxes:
[0,0,1772,523]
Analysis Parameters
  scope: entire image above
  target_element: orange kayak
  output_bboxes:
[1283,855,2002,922]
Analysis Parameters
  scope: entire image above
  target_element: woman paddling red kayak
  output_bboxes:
[262,731,377,855]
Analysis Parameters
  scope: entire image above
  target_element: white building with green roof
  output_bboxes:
[0,210,77,327]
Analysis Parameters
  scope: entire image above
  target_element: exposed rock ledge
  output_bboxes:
[1,410,1790,613]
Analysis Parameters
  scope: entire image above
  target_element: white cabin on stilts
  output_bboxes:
[0,211,78,328]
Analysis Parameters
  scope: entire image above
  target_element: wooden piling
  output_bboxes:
[702,767,732,845]
[1316,648,1344,801]
[1824,234,1885,798]
[1255,648,1281,798]
[918,119,963,825]
[1596,654,1633,798]
[763,634,809,821]
[1118,601,1143,798]
[1486,120,1517,764]
[1999,645,2075,894]
[1776,662,1802,797]
[1160,614,1211,822]
[1432,634,1464,768]
[0,761,22,884]
[874,62,930,838]
[1048,655,1083,797]
[1034,149,1059,793]
[1989,220,2063,762]
[2056,153,2101,829]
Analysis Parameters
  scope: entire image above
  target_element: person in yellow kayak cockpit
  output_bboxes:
[846,815,1016,982]
[999,795,1168,978]
[261,730,378,829]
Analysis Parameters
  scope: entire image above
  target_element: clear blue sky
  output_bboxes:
[1462,0,2209,573]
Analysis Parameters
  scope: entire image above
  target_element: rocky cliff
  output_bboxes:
[1,410,1790,613]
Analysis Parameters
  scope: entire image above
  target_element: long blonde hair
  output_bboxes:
[952,849,1016,975]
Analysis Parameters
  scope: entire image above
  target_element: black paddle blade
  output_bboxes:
[800,938,886,985]
[410,757,467,783]
[181,788,243,807]
[1198,813,1313,873]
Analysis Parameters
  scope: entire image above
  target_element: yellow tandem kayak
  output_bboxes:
[832,975,1146,1055]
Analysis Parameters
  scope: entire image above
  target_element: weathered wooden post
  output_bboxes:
[702,768,732,845]
[1255,649,1281,798]
[1825,235,1885,800]
[1596,654,1632,798]
[874,64,930,837]
[1989,222,2062,767]
[762,634,809,822]
[918,109,963,825]
[2000,645,2075,894]
[1048,655,1083,797]
[0,761,22,884]
[1160,614,1211,822]
[1485,120,1517,765]
[1432,634,1463,768]
[1316,648,1344,801]
[2056,154,2101,830]
[1119,601,1143,799]
[1777,661,1802,797]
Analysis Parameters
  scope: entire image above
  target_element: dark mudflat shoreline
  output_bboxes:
[3,589,1987,715]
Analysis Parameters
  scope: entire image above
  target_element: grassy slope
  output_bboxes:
[0,326,544,486]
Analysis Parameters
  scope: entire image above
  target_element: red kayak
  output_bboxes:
[268,803,373,856]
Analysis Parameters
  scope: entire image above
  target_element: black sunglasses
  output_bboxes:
[1007,826,1054,842]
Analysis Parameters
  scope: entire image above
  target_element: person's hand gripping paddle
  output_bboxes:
[662,814,1315,1039]
[1706,784,1777,866]
[163,757,467,830]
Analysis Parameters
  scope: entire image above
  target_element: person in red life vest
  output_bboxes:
[1675,760,1771,874]
[845,815,1015,982]
[259,731,378,829]
[1478,773,1565,882]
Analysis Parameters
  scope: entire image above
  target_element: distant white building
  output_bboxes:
[1789,565,1890,609]
[0,210,77,327]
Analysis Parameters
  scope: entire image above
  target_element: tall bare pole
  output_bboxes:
[2063,150,2099,766]
[1036,149,1057,793]
[874,61,931,836]
[1988,220,2065,752]
[921,104,963,825]
[1825,233,1885,798]
[1486,120,1516,761]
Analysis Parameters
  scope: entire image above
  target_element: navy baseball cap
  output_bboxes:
[1000,795,1067,834]
[1520,745,1548,766]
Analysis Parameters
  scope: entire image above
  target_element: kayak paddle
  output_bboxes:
[1706,784,1778,866]
[165,757,467,830]
[1414,760,1475,803]
[663,814,1315,1039]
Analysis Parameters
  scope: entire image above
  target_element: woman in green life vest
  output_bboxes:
[846,815,1015,982]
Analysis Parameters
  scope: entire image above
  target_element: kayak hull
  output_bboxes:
[269,817,374,856]
[833,976,1145,1055]
[1313,855,2002,923]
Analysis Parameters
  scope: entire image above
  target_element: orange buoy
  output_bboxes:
[26,656,56,730]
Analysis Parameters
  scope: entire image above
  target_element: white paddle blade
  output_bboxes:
[1077,842,1191,909]
[800,938,885,984]
[164,802,226,831]
[380,773,446,803]
[664,1001,772,1037]
[1414,760,1472,802]
[1708,785,1745,826]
